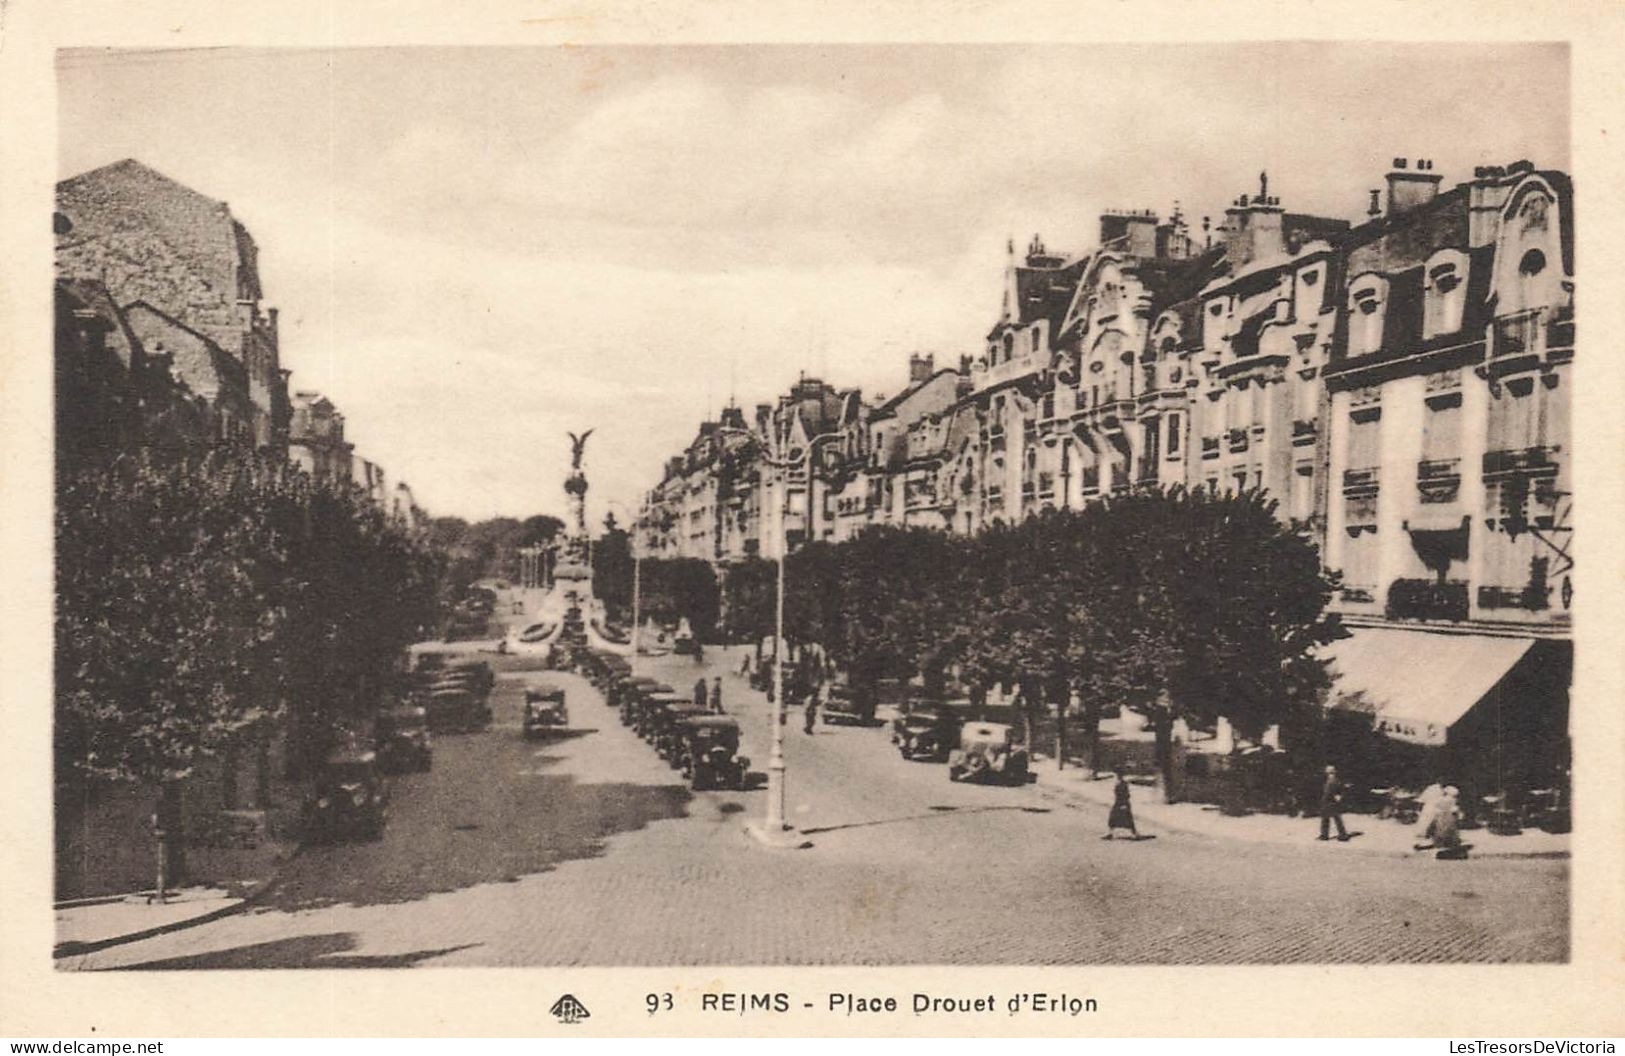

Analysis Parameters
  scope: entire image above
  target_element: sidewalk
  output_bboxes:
[54,845,300,961]
[1028,759,1570,860]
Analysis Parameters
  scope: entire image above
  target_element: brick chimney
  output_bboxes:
[1099,210,1159,257]
[1385,157,1442,216]
[908,352,935,385]
[1467,163,1518,247]
[1221,171,1285,272]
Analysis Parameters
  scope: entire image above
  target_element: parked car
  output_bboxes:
[304,750,388,842]
[656,703,712,767]
[425,684,490,733]
[947,722,1030,785]
[892,703,963,761]
[522,688,569,737]
[681,716,751,790]
[620,678,671,726]
[376,704,433,773]
[822,681,876,725]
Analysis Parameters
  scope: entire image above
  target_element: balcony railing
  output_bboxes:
[1483,446,1556,478]
[1291,418,1318,446]
[1477,584,1550,612]
[1226,427,1249,454]
[1417,457,1462,503]
[1386,579,1470,622]
[1200,436,1221,460]
[1342,466,1380,493]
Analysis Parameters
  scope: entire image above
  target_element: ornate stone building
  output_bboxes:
[638,155,1575,789]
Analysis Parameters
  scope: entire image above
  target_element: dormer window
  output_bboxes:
[1423,250,1469,339]
[1347,275,1388,356]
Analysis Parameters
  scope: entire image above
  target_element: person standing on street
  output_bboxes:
[710,676,724,714]
[1104,770,1140,840]
[803,677,820,734]
[1318,765,1350,841]
[694,676,708,712]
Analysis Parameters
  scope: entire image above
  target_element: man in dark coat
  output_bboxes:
[1318,765,1350,841]
[694,677,709,712]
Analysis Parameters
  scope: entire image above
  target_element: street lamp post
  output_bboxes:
[606,501,643,680]
[720,418,841,848]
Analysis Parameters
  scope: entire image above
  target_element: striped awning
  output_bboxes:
[1323,627,1534,746]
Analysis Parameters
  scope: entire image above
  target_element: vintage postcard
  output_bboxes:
[2,0,1622,1039]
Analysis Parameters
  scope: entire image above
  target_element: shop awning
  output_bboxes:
[1323,627,1534,746]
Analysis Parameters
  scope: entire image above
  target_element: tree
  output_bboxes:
[55,447,441,892]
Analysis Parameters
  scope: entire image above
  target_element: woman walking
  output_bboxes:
[1104,770,1140,840]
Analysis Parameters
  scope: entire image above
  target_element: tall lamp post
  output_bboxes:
[605,500,643,679]
[720,418,842,848]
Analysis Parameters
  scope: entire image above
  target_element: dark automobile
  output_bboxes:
[822,681,876,725]
[681,716,751,790]
[620,678,671,727]
[655,703,712,766]
[376,704,432,773]
[304,750,388,842]
[523,688,569,737]
[892,703,963,762]
[638,692,691,745]
[424,684,490,733]
[947,721,1030,785]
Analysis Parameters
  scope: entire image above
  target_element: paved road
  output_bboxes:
[66,646,1566,968]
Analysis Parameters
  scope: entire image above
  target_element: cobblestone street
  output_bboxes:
[61,647,1567,969]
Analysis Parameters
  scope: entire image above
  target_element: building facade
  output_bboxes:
[639,156,1575,790]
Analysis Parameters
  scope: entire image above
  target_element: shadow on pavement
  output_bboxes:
[802,803,1051,835]
[109,933,480,970]
[261,747,693,913]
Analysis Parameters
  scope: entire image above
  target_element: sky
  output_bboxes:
[57,44,1569,524]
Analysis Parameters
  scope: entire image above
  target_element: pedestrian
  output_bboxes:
[1421,786,1467,858]
[1414,776,1447,843]
[694,676,708,712]
[710,675,724,714]
[1104,770,1139,840]
[803,682,819,734]
[738,651,752,678]
[1318,764,1350,842]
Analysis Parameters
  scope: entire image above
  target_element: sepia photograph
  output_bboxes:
[43,40,1583,976]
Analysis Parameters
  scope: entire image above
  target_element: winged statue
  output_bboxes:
[567,429,594,470]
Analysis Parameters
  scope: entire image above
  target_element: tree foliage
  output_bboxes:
[55,448,440,787]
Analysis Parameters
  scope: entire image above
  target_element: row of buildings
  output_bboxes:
[53,159,425,899]
[54,158,423,523]
[639,156,1573,789]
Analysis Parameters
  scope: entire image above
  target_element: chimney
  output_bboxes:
[755,403,772,430]
[1099,210,1159,257]
[1222,171,1285,271]
[908,352,934,385]
[1468,163,1515,247]
[1367,190,1381,217]
[1385,157,1442,216]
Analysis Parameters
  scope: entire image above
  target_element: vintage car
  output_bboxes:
[620,679,671,727]
[656,703,713,766]
[376,704,432,773]
[892,703,963,762]
[681,716,751,790]
[634,690,687,739]
[522,688,569,737]
[304,750,389,842]
[822,681,876,725]
[424,684,491,733]
[947,722,1030,784]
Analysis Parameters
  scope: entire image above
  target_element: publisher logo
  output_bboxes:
[550,994,590,1025]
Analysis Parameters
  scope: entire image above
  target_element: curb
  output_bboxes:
[53,844,305,961]
[1027,764,1569,862]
